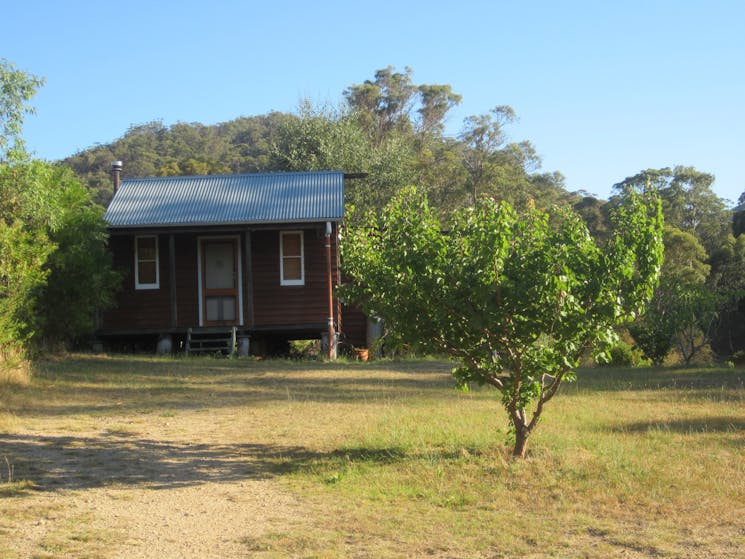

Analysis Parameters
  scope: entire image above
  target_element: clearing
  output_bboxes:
[1,355,744,558]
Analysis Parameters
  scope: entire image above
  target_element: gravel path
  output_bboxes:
[94,482,303,558]
[1,416,312,558]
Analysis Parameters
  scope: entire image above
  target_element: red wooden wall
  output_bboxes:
[100,225,366,344]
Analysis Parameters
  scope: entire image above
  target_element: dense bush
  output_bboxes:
[604,339,647,368]
[0,160,119,356]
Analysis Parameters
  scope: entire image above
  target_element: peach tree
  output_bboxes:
[341,187,663,457]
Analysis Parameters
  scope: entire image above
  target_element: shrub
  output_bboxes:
[732,350,745,367]
[0,161,119,356]
[603,339,647,368]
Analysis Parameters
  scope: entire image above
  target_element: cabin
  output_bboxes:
[97,167,368,356]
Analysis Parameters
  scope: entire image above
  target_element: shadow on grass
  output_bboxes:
[10,355,459,419]
[0,432,325,492]
[0,432,498,494]
[572,366,745,396]
[607,416,745,435]
[14,356,745,421]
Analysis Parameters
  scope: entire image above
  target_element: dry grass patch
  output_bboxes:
[0,355,743,558]
[0,350,31,387]
[273,364,745,558]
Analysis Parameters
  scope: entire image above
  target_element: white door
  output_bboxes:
[201,239,239,326]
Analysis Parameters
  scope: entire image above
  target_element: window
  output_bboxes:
[135,235,159,289]
[280,231,304,286]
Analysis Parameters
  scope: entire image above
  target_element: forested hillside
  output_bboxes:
[61,66,745,360]
[62,113,292,206]
[63,67,574,214]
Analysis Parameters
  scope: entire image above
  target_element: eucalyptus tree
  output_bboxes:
[342,187,663,457]
[0,58,44,161]
[630,226,712,365]
[458,105,517,206]
[614,166,728,255]
[271,101,415,216]
[343,66,462,142]
[344,66,419,146]
[417,83,462,137]
[457,107,566,211]
[343,67,469,211]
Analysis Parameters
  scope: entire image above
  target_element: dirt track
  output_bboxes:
[1,411,313,558]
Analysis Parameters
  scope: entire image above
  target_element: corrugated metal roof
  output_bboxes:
[104,170,345,229]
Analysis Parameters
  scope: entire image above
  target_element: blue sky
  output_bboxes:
[3,0,744,203]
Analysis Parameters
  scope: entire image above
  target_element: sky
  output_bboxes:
[3,0,744,204]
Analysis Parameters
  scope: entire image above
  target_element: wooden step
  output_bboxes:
[186,327,237,356]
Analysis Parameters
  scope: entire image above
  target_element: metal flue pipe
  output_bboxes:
[111,160,123,192]
[325,221,335,359]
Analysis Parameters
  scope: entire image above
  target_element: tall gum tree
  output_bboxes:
[341,187,664,457]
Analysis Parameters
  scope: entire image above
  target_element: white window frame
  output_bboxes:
[134,235,160,290]
[280,230,305,286]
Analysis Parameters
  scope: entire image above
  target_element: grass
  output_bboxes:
[1,354,744,558]
[0,356,31,388]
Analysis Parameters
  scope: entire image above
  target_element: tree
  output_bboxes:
[35,166,121,348]
[708,233,745,354]
[417,84,462,137]
[0,160,120,355]
[661,226,710,284]
[344,66,419,145]
[628,304,676,366]
[61,67,573,219]
[342,187,663,457]
[630,226,713,365]
[614,166,729,255]
[733,191,745,238]
[0,215,52,358]
[615,167,737,362]
[668,280,719,364]
[630,278,718,366]
[412,135,468,212]
[271,101,415,215]
[0,61,119,358]
[456,107,568,211]
[573,195,610,242]
[63,113,291,205]
[0,59,45,161]
[459,106,517,205]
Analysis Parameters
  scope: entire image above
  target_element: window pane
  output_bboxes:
[138,261,157,285]
[206,296,236,322]
[283,258,302,280]
[138,237,157,260]
[205,297,220,321]
[205,242,234,289]
[282,233,301,257]
[221,297,236,321]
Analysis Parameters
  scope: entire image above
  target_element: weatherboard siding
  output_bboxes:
[101,226,343,335]
[103,235,173,331]
[173,233,200,327]
[251,229,335,328]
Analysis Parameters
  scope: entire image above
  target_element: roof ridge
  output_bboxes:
[121,169,344,183]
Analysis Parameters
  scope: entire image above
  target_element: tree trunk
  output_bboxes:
[512,420,530,458]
